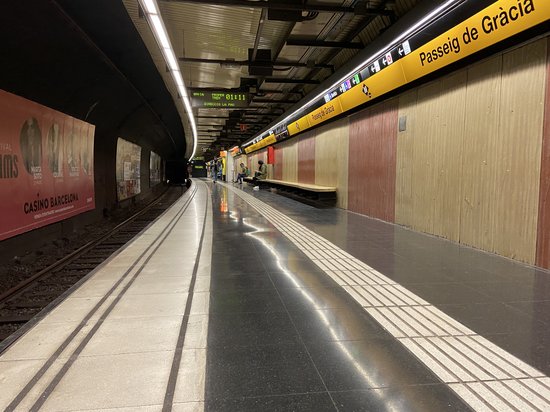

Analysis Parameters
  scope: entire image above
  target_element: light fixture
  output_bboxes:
[138,0,198,160]
[142,0,158,14]
[244,0,462,147]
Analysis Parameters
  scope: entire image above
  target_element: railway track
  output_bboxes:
[0,185,187,346]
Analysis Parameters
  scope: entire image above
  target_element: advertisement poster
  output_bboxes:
[116,138,141,200]
[149,151,161,187]
[0,89,95,241]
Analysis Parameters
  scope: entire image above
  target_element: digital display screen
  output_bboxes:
[191,91,249,108]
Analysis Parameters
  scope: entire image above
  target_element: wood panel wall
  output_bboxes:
[396,38,547,264]
[315,118,349,209]
[536,37,550,268]
[248,149,269,178]
[490,40,546,263]
[395,90,416,227]
[537,39,550,268]
[241,37,548,266]
[281,140,298,182]
[298,132,316,184]
[398,72,468,241]
[458,55,502,254]
[348,99,398,222]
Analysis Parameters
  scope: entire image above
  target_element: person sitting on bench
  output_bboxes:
[237,162,249,184]
[252,160,267,190]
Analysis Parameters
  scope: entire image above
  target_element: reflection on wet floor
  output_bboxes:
[205,183,474,411]
[240,183,550,377]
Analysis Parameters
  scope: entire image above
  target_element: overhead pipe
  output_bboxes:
[286,39,364,49]
[162,0,394,16]
[179,57,333,70]
[251,8,267,62]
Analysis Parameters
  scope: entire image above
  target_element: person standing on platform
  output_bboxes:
[217,158,223,181]
[211,159,218,183]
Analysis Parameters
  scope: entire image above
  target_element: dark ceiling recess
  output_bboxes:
[163,0,395,17]
[252,99,299,104]
[0,0,185,161]
[286,38,365,49]
[264,78,320,84]
[179,57,333,71]
[267,0,302,21]
[248,49,273,76]
[285,0,395,105]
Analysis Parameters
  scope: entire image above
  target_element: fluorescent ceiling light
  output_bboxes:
[142,0,158,14]
[149,15,171,50]
[138,0,198,160]
[244,0,461,146]
[172,71,184,87]
[183,97,193,116]
[163,47,179,71]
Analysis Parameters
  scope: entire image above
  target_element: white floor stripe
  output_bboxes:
[366,307,408,338]
[467,382,516,412]
[486,380,537,411]
[400,338,460,383]
[450,384,497,412]
[444,337,511,380]
[406,306,450,336]
[505,380,550,409]
[415,337,476,382]
[389,307,432,336]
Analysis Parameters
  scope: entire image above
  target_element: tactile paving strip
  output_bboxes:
[226,184,550,412]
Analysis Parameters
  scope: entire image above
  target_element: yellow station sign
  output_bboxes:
[248,0,549,151]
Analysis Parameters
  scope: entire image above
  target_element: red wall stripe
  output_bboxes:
[273,145,283,180]
[298,133,316,184]
[348,99,398,222]
[536,39,550,268]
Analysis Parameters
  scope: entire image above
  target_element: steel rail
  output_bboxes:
[0,188,174,307]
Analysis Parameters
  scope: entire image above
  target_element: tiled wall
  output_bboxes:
[537,39,550,268]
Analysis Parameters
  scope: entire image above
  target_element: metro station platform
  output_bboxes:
[1,179,550,411]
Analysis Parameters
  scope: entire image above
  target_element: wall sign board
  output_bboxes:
[0,89,95,241]
[116,138,141,201]
[244,0,549,154]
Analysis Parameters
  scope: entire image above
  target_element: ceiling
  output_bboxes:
[123,0,421,159]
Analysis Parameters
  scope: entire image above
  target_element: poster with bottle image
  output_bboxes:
[116,138,141,200]
[0,89,95,241]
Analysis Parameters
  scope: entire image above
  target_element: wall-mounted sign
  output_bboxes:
[116,138,141,201]
[244,0,549,153]
[150,151,162,187]
[191,91,249,108]
[0,89,95,241]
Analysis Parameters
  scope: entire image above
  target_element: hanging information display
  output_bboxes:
[0,89,95,241]
[191,90,249,108]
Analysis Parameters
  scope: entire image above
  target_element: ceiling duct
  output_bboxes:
[267,0,302,21]
[248,48,272,76]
